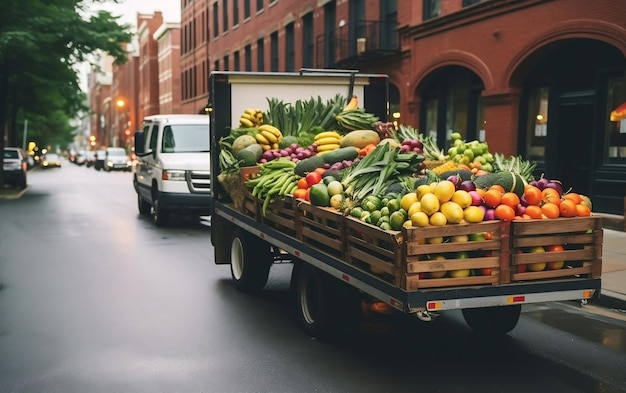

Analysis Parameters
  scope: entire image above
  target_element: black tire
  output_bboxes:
[462,305,521,335]
[152,194,171,227]
[137,194,151,216]
[18,174,27,190]
[229,229,272,292]
[295,263,361,340]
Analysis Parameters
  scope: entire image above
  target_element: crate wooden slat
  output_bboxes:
[296,201,345,259]
[509,216,603,281]
[345,217,403,285]
[241,193,259,221]
[402,220,503,290]
[259,196,299,237]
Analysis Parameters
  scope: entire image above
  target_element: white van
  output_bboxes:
[133,114,212,226]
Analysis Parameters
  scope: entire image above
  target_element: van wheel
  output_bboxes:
[18,175,27,190]
[153,196,170,227]
[137,194,151,216]
[230,229,272,292]
[295,263,360,340]
[462,305,521,335]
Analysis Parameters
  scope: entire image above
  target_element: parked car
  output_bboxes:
[18,148,35,169]
[84,151,96,167]
[104,147,131,172]
[2,147,27,189]
[94,150,106,171]
[41,153,62,168]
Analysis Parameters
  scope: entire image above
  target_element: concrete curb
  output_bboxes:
[0,186,29,200]
[590,289,626,312]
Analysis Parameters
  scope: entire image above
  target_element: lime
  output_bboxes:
[349,207,363,218]
[387,198,401,213]
[389,211,406,230]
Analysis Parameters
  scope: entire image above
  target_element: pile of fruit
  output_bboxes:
[219,94,594,233]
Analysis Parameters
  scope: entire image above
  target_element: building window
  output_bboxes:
[245,44,252,71]
[423,0,440,21]
[380,0,398,49]
[302,12,314,68]
[233,0,239,26]
[323,1,336,67]
[223,0,229,33]
[524,87,549,163]
[244,0,251,19]
[234,51,240,71]
[605,76,626,164]
[257,0,263,12]
[223,54,230,71]
[285,22,295,72]
[270,31,279,72]
[214,59,220,71]
[213,2,219,38]
[257,38,265,71]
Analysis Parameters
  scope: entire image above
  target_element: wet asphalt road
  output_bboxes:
[0,161,625,393]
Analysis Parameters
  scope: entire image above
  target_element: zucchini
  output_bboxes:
[321,146,359,165]
[294,155,326,177]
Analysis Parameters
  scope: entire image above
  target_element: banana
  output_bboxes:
[255,132,270,145]
[315,137,341,146]
[261,143,272,151]
[245,108,257,116]
[343,95,358,111]
[258,124,282,138]
[314,131,342,140]
[271,143,279,150]
[316,143,340,152]
[260,130,278,144]
[241,113,255,121]
[239,117,254,128]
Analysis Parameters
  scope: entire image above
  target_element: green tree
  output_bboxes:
[0,0,133,187]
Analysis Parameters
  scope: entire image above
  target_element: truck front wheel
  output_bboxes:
[295,263,360,340]
[230,229,272,292]
[137,194,151,216]
[462,305,521,335]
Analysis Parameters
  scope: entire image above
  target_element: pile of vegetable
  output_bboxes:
[218,94,594,235]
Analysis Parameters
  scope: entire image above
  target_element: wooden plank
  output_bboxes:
[511,216,600,236]
[405,274,498,290]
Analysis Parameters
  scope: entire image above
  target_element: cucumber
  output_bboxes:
[320,146,359,165]
[294,155,326,177]
[474,171,526,196]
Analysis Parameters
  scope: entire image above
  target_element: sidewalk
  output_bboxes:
[1,187,625,309]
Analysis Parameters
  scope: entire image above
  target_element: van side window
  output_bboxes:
[148,124,159,151]
[162,126,175,152]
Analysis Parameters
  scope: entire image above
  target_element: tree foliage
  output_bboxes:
[0,0,133,186]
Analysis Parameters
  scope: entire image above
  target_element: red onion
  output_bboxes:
[545,180,563,196]
[469,190,483,206]
[515,204,526,216]
[460,180,476,192]
[484,208,496,221]
[447,175,460,188]
[536,177,549,190]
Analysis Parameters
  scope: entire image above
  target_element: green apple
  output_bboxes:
[468,232,486,242]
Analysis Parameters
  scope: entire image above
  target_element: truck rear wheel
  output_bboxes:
[230,229,272,292]
[462,305,521,335]
[295,263,360,340]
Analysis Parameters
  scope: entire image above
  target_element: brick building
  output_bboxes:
[154,22,183,114]
[137,12,165,121]
[178,0,626,215]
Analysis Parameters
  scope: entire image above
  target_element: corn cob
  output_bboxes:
[431,160,458,176]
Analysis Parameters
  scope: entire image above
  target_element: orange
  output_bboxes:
[494,204,516,221]
[563,192,582,204]
[576,204,591,217]
[501,192,520,208]
[488,185,505,194]
[541,202,560,219]
[475,188,486,198]
[523,185,543,206]
[559,199,577,217]
[542,188,561,206]
[525,205,543,219]
[483,189,502,208]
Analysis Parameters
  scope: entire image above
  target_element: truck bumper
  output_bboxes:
[157,191,212,214]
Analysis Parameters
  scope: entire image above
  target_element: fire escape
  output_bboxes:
[315,20,400,70]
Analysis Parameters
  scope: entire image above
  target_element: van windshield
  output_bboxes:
[162,124,210,153]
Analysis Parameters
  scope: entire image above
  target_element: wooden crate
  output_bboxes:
[240,192,258,221]
[259,196,299,237]
[345,216,404,285]
[295,200,346,259]
[509,216,603,282]
[403,221,504,290]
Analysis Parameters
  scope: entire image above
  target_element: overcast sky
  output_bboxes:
[93,0,181,25]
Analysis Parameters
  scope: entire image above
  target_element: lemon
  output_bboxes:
[416,184,433,200]
[400,192,418,211]
[433,180,456,203]
[463,206,485,223]
[451,190,472,208]
[330,194,344,210]
[407,201,422,217]
[426,236,444,244]
[429,211,448,226]
[410,211,430,227]
[440,201,464,224]
[420,193,440,216]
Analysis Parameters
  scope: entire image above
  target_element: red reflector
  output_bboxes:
[512,296,525,303]
[341,274,349,282]
[427,302,436,310]
[294,251,300,257]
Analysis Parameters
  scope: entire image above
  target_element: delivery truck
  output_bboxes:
[208,70,603,340]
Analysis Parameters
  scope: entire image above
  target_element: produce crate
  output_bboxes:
[402,221,504,290]
[296,200,346,259]
[259,196,299,238]
[344,217,404,285]
[241,192,259,221]
[509,216,603,282]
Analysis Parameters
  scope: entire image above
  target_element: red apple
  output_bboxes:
[546,244,565,270]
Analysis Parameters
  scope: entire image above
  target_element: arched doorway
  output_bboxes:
[418,66,485,150]
[515,39,626,213]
